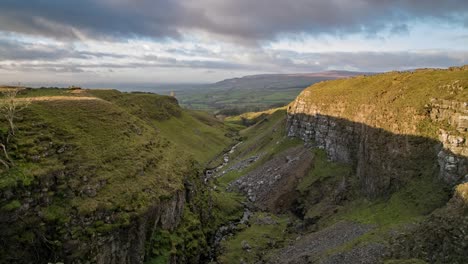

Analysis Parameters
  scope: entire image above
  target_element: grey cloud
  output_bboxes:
[264,50,468,72]
[1,57,248,73]
[390,24,409,35]
[0,0,466,42]
[164,46,217,57]
[0,0,185,40]
[0,38,126,61]
[0,39,73,60]
[3,49,466,74]
[191,0,468,41]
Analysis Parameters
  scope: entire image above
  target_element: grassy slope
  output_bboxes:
[89,90,233,164]
[298,67,468,109]
[0,87,234,251]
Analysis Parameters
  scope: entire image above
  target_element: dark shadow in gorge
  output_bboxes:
[286,112,467,199]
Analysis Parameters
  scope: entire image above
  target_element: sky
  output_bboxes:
[0,0,467,87]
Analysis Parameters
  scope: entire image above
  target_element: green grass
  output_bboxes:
[234,109,291,159]
[1,200,21,211]
[211,190,245,226]
[218,212,289,264]
[155,111,232,164]
[217,170,244,189]
[89,89,182,121]
[340,177,449,226]
[89,90,233,164]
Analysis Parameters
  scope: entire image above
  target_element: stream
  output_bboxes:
[204,141,253,262]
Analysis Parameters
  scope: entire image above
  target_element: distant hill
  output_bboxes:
[206,70,368,90]
[177,70,371,114]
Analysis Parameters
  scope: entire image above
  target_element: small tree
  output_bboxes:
[0,89,30,169]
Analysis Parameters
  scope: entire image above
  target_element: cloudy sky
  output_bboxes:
[0,0,467,87]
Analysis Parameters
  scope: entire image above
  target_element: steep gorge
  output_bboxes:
[1,66,468,264]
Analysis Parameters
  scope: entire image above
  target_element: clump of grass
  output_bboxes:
[1,200,21,211]
[297,149,352,194]
[218,212,289,264]
[211,190,244,226]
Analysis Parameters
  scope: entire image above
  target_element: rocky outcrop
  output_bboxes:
[229,146,313,212]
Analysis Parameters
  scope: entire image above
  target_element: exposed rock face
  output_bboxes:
[287,95,468,197]
[91,191,185,264]
[429,99,468,184]
[0,174,192,264]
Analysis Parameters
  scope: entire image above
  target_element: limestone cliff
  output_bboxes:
[287,66,468,197]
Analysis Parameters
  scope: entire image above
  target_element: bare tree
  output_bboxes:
[0,88,31,169]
